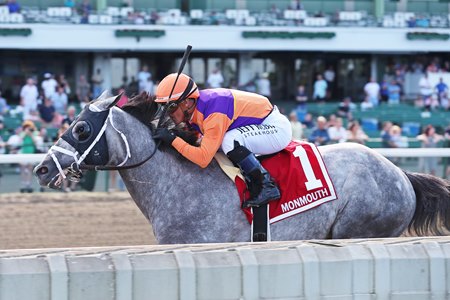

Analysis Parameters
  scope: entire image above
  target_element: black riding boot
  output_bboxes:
[227,143,280,208]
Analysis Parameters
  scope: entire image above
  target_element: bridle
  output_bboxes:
[47,105,159,187]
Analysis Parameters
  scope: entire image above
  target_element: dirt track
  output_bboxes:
[0,192,156,250]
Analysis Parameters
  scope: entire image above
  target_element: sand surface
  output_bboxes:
[0,192,156,249]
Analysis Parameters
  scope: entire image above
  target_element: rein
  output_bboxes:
[81,140,159,171]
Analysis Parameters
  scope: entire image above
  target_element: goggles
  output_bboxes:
[166,101,179,114]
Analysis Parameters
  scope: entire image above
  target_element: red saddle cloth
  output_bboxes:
[236,140,338,224]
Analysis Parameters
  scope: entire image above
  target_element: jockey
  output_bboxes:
[154,73,292,207]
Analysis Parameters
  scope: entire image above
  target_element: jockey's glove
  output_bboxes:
[154,128,177,145]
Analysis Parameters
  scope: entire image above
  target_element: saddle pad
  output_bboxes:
[235,140,338,224]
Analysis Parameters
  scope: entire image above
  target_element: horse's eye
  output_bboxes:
[72,121,92,141]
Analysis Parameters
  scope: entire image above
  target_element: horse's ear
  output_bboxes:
[91,93,122,111]
[106,93,123,109]
[96,90,109,101]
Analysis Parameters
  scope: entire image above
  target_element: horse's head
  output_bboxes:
[34,91,153,189]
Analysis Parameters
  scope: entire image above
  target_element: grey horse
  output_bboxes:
[34,93,450,244]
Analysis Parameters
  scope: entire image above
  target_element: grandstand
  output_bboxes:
[0,0,449,154]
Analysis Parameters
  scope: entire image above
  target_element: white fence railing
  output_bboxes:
[0,148,449,165]
[1,237,450,300]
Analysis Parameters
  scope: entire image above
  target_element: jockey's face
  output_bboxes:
[169,99,196,125]
[169,104,185,125]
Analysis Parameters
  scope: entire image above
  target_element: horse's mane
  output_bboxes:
[121,92,198,146]
[121,92,159,125]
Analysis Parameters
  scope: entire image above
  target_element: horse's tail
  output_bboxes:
[405,171,450,235]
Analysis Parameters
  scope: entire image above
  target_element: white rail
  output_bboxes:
[0,153,46,164]
[1,237,450,300]
[375,148,450,157]
[0,148,449,165]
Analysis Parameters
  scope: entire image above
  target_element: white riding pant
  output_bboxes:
[221,106,292,155]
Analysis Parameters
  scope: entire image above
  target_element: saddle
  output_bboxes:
[215,140,338,242]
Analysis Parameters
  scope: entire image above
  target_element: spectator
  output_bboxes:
[424,94,440,111]
[313,74,327,102]
[256,72,271,98]
[328,117,347,143]
[291,0,304,10]
[41,73,58,99]
[38,97,56,127]
[64,0,75,9]
[91,68,104,98]
[407,16,416,27]
[308,116,330,146]
[327,114,337,128]
[6,127,22,155]
[302,113,315,129]
[419,73,433,101]
[76,74,91,108]
[416,125,444,175]
[62,105,76,126]
[347,121,368,144]
[380,78,389,103]
[323,66,335,99]
[390,125,408,148]
[6,0,20,13]
[143,77,154,95]
[435,77,448,108]
[51,85,68,115]
[35,127,51,154]
[138,65,152,93]
[361,97,374,112]
[207,68,224,88]
[57,74,71,96]
[387,79,401,105]
[20,78,39,121]
[394,69,405,94]
[127,76,139,96]
[0,90,9,115]
[78,0,92,23]
[19,120,38,193]
[364,77,380,107]
[337,96,354,119]
[295,84,308,110]
[289,111,303,140]
[381,121,395,148]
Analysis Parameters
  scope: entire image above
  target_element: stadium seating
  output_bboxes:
[303,17,328,27]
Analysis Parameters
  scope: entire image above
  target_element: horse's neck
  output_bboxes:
[119,148,178,218]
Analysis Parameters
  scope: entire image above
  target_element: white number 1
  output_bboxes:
[293,146,323,191]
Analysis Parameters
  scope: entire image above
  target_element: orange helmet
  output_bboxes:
[155,73,199,103]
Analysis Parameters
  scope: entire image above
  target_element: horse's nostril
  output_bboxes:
[37,166,48,175]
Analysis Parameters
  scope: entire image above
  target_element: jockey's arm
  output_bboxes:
[171,113,231,168]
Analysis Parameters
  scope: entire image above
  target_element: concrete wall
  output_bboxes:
[1,236,450,300]
[1,24,450,53]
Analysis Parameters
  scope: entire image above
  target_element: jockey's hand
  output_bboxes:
[154,128,177,145]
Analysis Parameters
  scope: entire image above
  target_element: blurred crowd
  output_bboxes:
[2,0,450,29]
